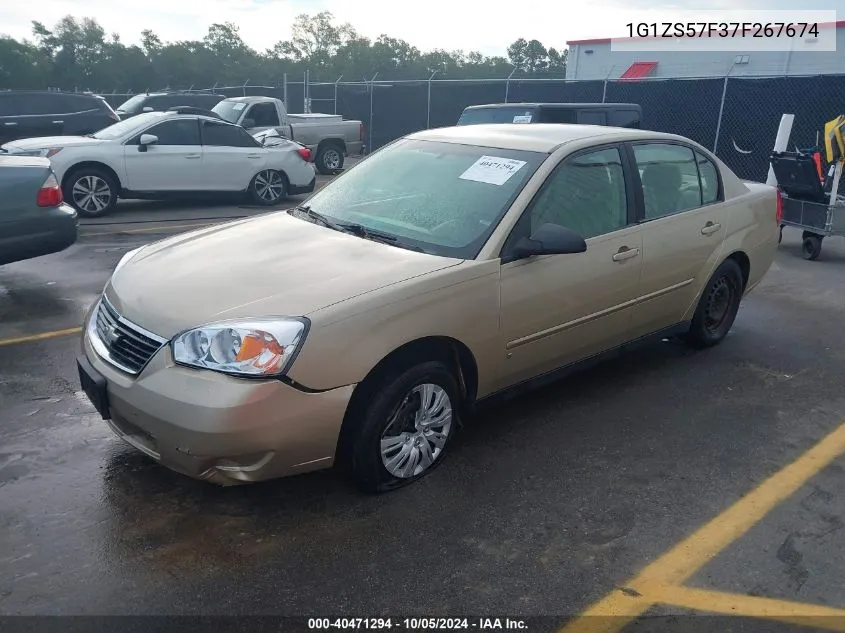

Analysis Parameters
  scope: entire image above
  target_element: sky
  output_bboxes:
[0,0,841,56]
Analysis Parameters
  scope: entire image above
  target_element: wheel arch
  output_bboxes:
[317,138,347,155]
[61,161,122,192]
[724,250,750,290]
[334,335,479,462]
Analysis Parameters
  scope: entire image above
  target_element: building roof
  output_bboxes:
[567,19,845,45]
[408,124,686,153]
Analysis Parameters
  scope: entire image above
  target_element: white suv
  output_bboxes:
[0,108,317,217]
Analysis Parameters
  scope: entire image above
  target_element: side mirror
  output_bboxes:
[142,106,154,113]
[512,223,587,260]
[138,134,158,152]
[243,118,256,129]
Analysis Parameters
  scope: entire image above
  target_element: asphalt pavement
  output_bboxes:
[2,195,845,632]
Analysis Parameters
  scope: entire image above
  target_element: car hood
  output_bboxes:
[105,211,464,338]
[2,136,107,151]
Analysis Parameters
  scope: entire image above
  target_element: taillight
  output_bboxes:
[776,187,783,224]
[359,123,365,142]
[37,173,63,207]
[297,147,312,161]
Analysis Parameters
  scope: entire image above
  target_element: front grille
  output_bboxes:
[94,299,166,374]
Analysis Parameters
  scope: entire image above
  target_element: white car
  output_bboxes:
[0,108,317,217]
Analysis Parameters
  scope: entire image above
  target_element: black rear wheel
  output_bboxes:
[684,258,744,349]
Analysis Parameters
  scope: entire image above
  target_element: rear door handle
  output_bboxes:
[3,122,17,126]
[612,246,640,262]
[701,221,721,235]
[185,154,201,159]
[52,120,64,125]
[247,154,262,159]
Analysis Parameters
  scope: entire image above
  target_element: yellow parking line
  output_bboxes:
[0,327,82,347]
[653,586,845,631]
[559,421,845,633]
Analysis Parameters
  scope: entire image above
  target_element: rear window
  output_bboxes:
[457,107,538,125]
[608,109,641,128]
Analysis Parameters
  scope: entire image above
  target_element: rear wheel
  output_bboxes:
[249,169,287,206]
[315,144,344,174]
[345,360,460,493]
[63,168,118,217]
[684,258,744,349]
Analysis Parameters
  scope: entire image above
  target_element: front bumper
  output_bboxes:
[79,311,355,485]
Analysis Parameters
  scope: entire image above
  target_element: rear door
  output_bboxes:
[122,118,204,191]
[626,142,731,338]
[1,93,63,140]
[0,94,23,143]
[199,120,265,191]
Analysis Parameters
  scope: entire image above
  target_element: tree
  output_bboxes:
[0,12,567,91]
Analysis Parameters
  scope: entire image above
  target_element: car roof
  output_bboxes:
[463,102,641,110]
[407,124,691,153]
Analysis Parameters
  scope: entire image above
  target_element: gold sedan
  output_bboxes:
[77,124,780,492]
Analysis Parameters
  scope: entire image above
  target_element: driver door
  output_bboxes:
[122,118,204,191]
[496,145,644,390]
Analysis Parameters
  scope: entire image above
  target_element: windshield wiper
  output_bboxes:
[289,205,346,232]
[288,206,425,253]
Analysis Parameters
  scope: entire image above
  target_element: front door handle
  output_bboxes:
[701,221,721,235]
[184,154,201,159]
[3,122,17,126]
[52,120,64,125]
[612,246,640,262]
[247,154,262,159]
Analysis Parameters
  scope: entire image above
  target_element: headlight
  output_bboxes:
[113,246,143,275]
[171,318,308,377]
[15,148,63,158]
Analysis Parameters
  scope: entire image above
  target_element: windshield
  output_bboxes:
[296,138,546,259]
[457,107,538,126]
[92,112,166,140]
[115,94,150,113]
[211,100,246,123]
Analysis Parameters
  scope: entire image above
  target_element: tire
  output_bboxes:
[802,234,823,260]
[249,169,287,206]
[63,168,118,217]
[315,144,344,175]
[684,258,745,349]
[345,360,460,493]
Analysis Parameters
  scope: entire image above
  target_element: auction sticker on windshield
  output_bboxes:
[459,156,527,185]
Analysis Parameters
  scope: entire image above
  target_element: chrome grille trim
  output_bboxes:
[88,297,167,375]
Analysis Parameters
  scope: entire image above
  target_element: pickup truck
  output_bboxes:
[212,96,364,174]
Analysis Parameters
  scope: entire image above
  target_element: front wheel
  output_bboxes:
[63,169,118,217]
[346,361,460,493]
[684,258,744,349]
[315,144,344,174]
[249,169,287,206]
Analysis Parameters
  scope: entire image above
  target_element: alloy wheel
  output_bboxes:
[72,176,112,214]
[254,170,285,203]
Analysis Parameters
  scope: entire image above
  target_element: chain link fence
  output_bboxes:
[95,72,845,183]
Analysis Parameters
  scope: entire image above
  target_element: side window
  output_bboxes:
[247,103,280,127]
[695,151,720,204]
[528,147,628,240]
[130,119,201,145]
[540,108,576,124]
[634,143,702,219]
[19,94,64,115]
[608,110,641,128]
[0,95,22,116]
[578,110,607,126]
[201,120,259,147]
